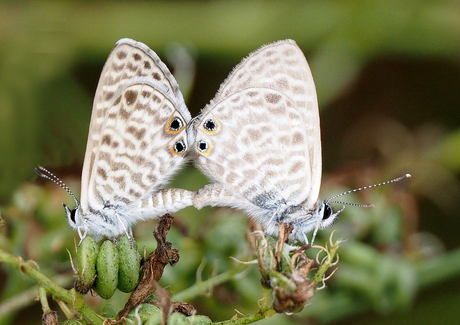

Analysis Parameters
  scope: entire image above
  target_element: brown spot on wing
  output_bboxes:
[120,108,130,119]
[116,50,127,59]
[289,161,304,174]
[265,93,282,104]
[126,62,137,72]
[97,167,108,181]
[124,138,136,150]
[113,96,121,106]
[101,134,111,145]
[127,126,146,140]
[226,172,238,183]
[248,129,260,141]
[124,89,138,105]
[114,176,126,189]
[292,132,304,145]
[104,91,114,101]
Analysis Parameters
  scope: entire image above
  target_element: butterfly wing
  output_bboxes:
[80,39,192,213]
[194,40,321,215]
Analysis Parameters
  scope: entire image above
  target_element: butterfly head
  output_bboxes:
[284,200,342,244]
[63,203,88,240]
[305,201,343,244]
[318,201,341,228]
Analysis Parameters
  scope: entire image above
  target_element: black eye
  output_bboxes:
[197,140,208,152]
[70,208,77,223]
[169,117,183,131]
[203,119,217,131]
[174,140,186,153]
[322,204,333,220]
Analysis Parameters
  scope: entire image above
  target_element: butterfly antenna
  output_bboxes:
[329,201,375,208]
[326,173,411,205]
[34,165,80,206]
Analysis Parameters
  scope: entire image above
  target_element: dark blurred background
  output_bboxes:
[1,1,460,324]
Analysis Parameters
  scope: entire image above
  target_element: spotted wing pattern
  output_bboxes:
[81,38,192,218]
[193,40,321,222]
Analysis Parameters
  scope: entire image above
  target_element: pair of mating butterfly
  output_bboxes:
[36,38,409,244]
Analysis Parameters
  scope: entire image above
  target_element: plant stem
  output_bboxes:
[0,274,71,317]
[38,286,51,313]
[171,264,247,302]
[0,248,103,325]
[214,308,277,325]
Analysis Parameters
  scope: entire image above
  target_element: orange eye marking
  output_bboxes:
[166,117,184,134]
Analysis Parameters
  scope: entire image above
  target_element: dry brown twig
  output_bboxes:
[114,214,194,323]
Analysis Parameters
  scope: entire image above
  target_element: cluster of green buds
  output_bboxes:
[74,235,141,299]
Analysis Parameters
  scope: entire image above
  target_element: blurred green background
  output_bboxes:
[1,0,460,324]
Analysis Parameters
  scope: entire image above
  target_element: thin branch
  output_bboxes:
[0,248,103,325]
[213,307,277,325]
[171,264,247,302]
[0,275,70,318]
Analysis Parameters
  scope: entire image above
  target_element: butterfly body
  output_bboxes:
[64,187,192,241]
[192,40,340,243]
[37,39,194,241]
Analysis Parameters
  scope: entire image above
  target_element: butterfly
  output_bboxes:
[191,39,410,244]
[36,38,193,241]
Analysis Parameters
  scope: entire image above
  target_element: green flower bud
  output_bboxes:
[75,236,99,293]
[117,235,141,293]
[93,240,119,299]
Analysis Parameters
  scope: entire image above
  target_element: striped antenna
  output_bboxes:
[34,165,80,206]
[326,174,411,205]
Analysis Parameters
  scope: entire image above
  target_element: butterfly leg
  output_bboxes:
[77,226,88,245]
[267,209,278,227]
[302,233,310,245]
[115,212,134,247]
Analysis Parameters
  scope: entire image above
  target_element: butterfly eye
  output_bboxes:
[166,117,184,134]
[171,139,187,155]
[322,204,333,220]
[70,208,77,223]
[197,140,212,155]
[202,118,220,134]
